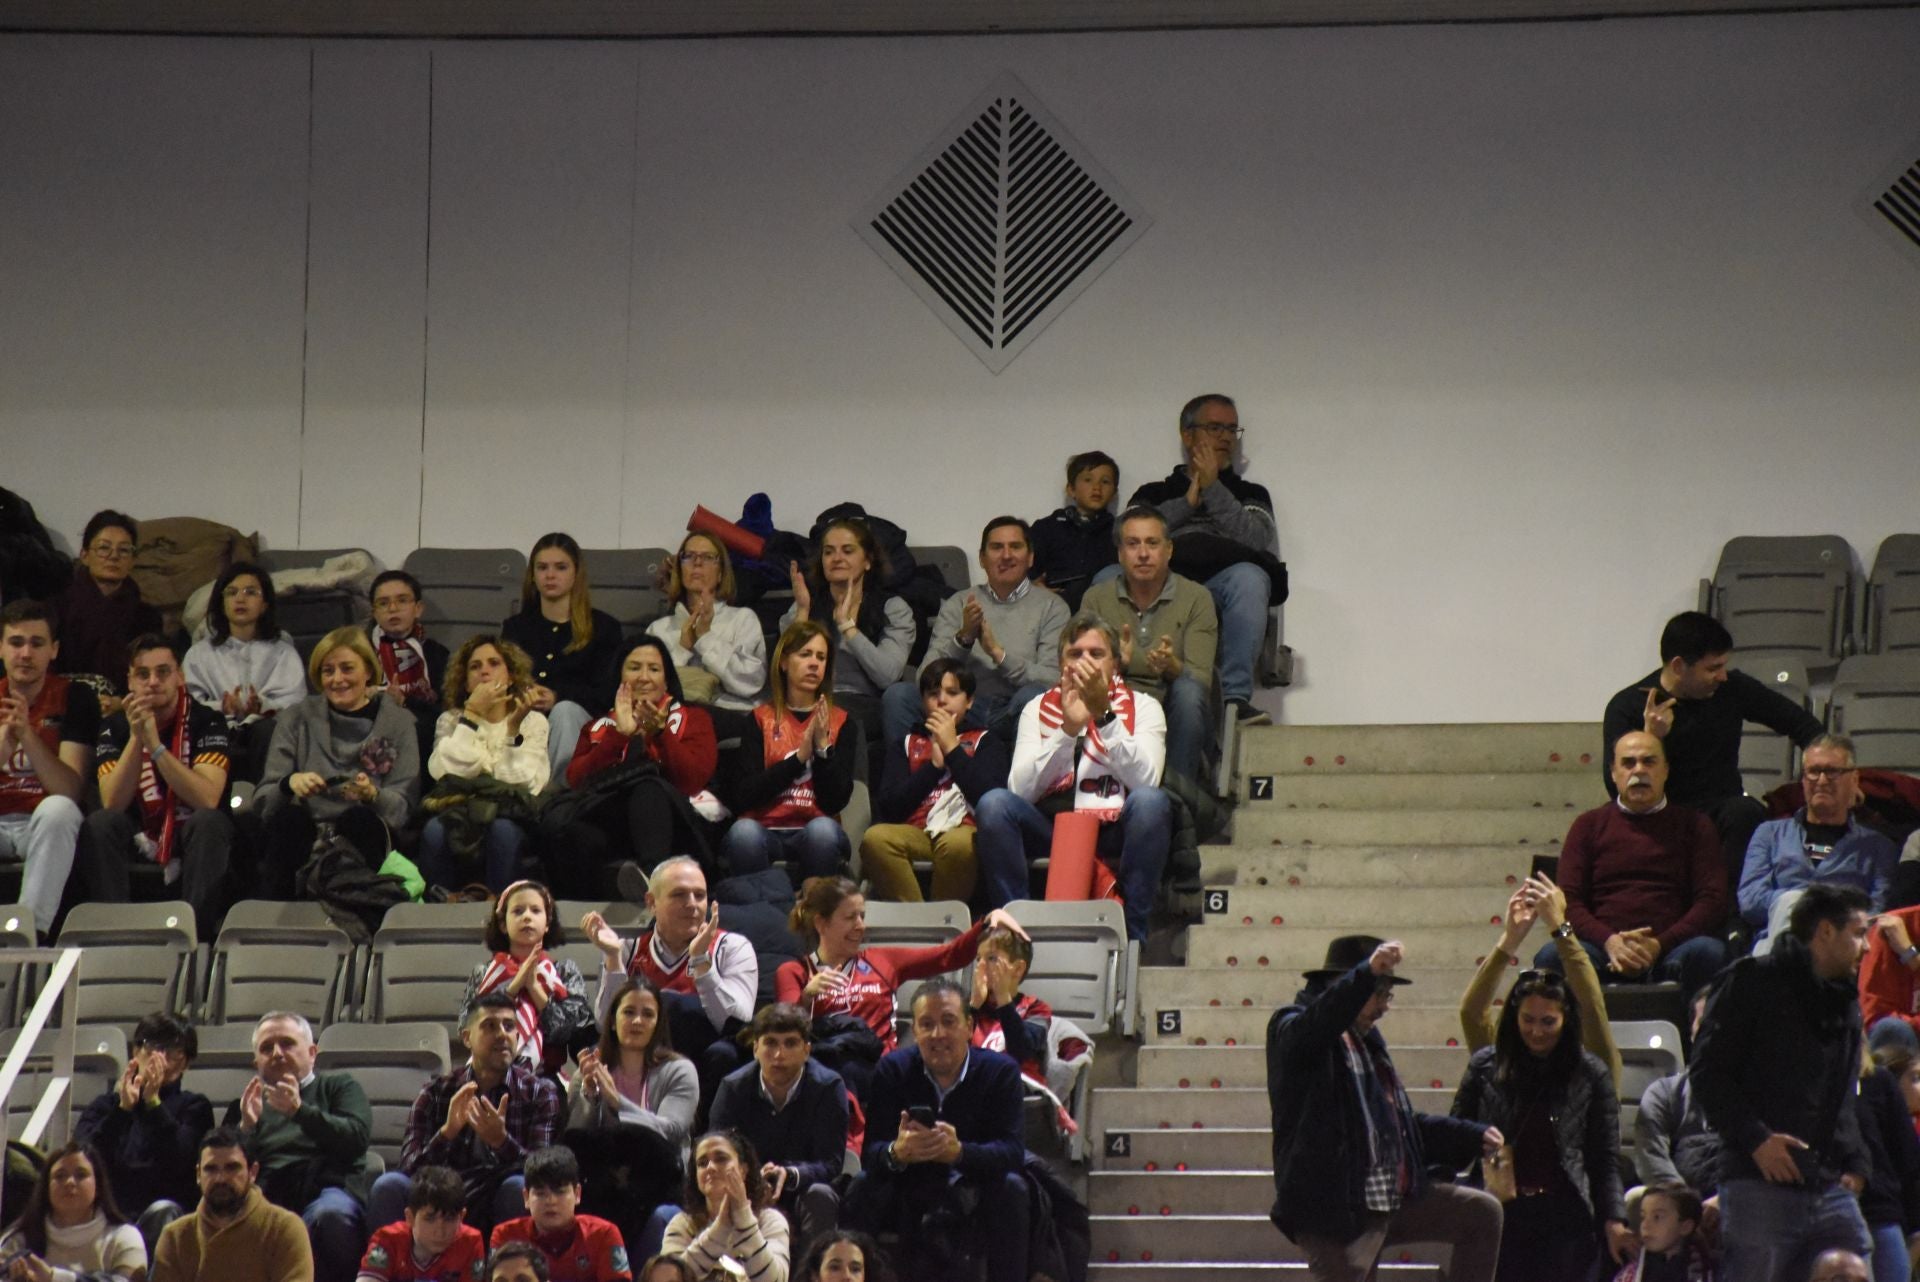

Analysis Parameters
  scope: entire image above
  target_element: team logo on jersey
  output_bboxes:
[610,1246,631,1274]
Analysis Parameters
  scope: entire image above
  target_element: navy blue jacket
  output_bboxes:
[75,1080,215,1210]
[709,1057,850,1191]
[1267,960,1489,1245]
[861,1045,1024,1182]
[1028,506,1115,612]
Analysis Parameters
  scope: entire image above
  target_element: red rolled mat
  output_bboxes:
[687,505,766,559]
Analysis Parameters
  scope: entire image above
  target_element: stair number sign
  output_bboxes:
[1106,1132,1131,1158]
[1157,1009,1181,1036]
[1249,775,1274,800]
[1203,889,1229,915]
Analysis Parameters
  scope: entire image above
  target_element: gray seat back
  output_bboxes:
[255,547,376,662]
[1003,899,1127,1035]
[402,548,526,653]
[318,1022,453,1166]
[907,545,971,595]
[579,547,673,635]
[1830,656,1920,774]
[1867,534,1920,655]
[1732,652,1811,797]
[1705,535,1856,660]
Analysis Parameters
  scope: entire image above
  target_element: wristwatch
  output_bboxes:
[1551,922,1575,941]
[1901,944,1919,969]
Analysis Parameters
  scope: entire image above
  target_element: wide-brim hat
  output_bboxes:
[1302,933,1412,985]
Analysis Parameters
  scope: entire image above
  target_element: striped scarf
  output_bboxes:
[1034,676,1138,818]
[477,950,567,1065]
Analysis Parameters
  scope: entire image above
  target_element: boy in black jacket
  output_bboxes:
[858,659,1010,904]
[1028,451,1118,612]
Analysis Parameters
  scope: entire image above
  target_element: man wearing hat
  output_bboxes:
[1267,934,1505,1281]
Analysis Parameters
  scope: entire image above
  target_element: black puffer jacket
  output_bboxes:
[1450,1044,1626,1227]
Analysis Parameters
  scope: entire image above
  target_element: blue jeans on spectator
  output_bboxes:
[1719,1179,1871,1282]
[1159,673,1209,782]
[1531,934,1731,998]
[973,787,1171,940]
[367,1170,526,1240]
[545,700,593,778]
[879,681,1050,759]
[1204,562,1268,705]
[302,1186,367,1282]
[1872,1221,1911,1282]
[417,815,527,893]
[721,817,849,881]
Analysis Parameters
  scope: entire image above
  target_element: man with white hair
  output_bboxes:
[221,1012,373,1282]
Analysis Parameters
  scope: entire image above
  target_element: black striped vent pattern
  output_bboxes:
[860,76,1148,372]
[1875,157,1920,251]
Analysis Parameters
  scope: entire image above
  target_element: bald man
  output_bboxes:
[1533,731,1732,996]
[1808,1250,1870,1282]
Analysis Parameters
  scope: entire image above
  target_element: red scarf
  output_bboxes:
[135,690,193,865]
[477,950,567,1065]
[1035,676,1138,819]
[374,625,435,705]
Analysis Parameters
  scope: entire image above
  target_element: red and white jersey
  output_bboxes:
[744,703,848,827]
[1007,677,1164,819]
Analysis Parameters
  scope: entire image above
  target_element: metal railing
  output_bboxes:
[0,947,84,1226]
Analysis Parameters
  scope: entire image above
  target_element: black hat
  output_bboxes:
[1303,934,1411,985]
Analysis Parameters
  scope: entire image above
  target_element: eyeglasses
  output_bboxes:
[1190,423,1244,440]
[88,542,135,559]
[1803,766,1857,780]
[1514,969,1570,990]
[222,585,263,599]
[679,551,722,566]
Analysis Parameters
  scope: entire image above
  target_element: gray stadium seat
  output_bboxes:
[181,1022,265,1111]
[318,1022,452,1166]
[55,903,198,1026]
[255,547,377,661]
[365,941,481,1039]
[1,1025,126,1142]
[860,900,969,952]
[0,906,36,1027]
[1867,535,1920,656]
[1698,534,1856,661]
[1612,1019,1683,1105]
[1002,899,1127,1035]
[376,900,494,944]
[210,900,360,1024]
[580,547,673,635]
[551,900,644,981]
[907,545,971,594]
[1731,652,1812,798]
[1829,655,1920,775]
[402,547,526,653]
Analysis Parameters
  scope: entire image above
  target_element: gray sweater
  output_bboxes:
[253,694,420,829]
[919,581,1070,703]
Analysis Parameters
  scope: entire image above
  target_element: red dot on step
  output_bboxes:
[1509,956,1520,966]
[1580,753,1592,764]
[1226,956,1238,967]
[1549,752,1561,762]
[1303,756,1315,765]
[1506,874,1518,884]
[1495,997,1505,1006]
[1194,1038,1207,1046]
[1145,1161,1159,1171]
[1193,1120,1205,1128]
[1225,1038,1237,1046]
[1257,957,1269,966]
[1178,1078,1190,1089]
[1209,998,1221,1007]
[1128,1205,1140,1215]
[1209,1079,1222,1089]
[1335,755,1346,765]
[1431,1079,1443,1087]
[1241,916,1253,925]
[1401,1253,1413,1263]
[1108,1251,1120,1262]
[1242,998,1253,1006]
[1160,1205,1172,1216]
[1447,1038,1459,1047]
[1174,1163,1187,1173]
[1142,1251,1155,1261]
[1490,916,1501,924]
[1272,915,1284,926]
[1475,956,1486,966]
[1288,875,1301,886]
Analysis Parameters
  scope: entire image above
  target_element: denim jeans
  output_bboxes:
[418,815,527,893]
[1159,673,1209,783]
[1532,933,1732,998]
[302,1186,367,1282]
[1872,1220,1911,1282]
[1719,1179,1871,1282]
[1204,561,1268,705]
[721,816,849,881]
[972,786,1171,940]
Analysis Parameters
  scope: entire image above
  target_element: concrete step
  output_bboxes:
[1185,924,1498,969]
[1092,1262,1441,1280]
[1102,1127,1271,1170]
[1094,1087,1270,1132]
[1095,1214,1451,1266]
[1241,722,1599,775]
[1201,885,1515,930]
[1250,770,1605,811]
[1138,964,1510,1011]
[1089,1170,1274,1216]
[1144,1004,1474,1047]
[1198,845,1537,888]
[1234,808,1573,847]
[1137,1044,1468,1090]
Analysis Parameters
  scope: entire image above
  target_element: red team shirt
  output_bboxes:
[358,1222,487,1282]
[774,916,990,1052]
[490,1214,632,1282]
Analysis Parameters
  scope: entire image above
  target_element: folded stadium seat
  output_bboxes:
[254,548,377,663]
[1611,1019,1683,1106]
[316,1022,452,1167]
[401,548,527,654]
[364,900,497,1038]
[1001,899,1129,1037]
[180,1022,266,1111]
[0,1025,126,1143]
[905,545,970,595]
[1829,655,1920,775]
[1602,984,1692,1057]
[1698,534,1857,662]
[551,899,644,981]
[208,901,358,1026]
[1866,535,1920,656]
[1730,651,1814,798]
[0,906,36,1028]
[375,900,494,944]
[577,548,672,636]
[861,900,973,1046]
[54,903,198,1027]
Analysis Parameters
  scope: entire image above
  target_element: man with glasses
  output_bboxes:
[1737,734,1894,954]
[1126,393,1284,726]
[51,509,163,706]
[1537,730,1731,996]
[366,570,449,775]
[75,1011,216,1239]
[75,633,234,928]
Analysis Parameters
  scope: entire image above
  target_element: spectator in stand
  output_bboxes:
[780,518,912,764]
[860,659,1009,904]
[662,1133,787,1282]
[1127,395,1279,726]
[1611,1183,1714,1282]
[1636,989,1724,1201]
[419,637,549,894]
[718,622,859,883]
[1851,1047,1920,1282]
[457,882,595,1077]
[1029,450,1119,612]
[222,1014,372,1282]
[774,875,1025,1104]
[370,994,561,1239]
[1740,734,1896,954]
[974,613,1170,941]
[845,980,1025,1282]
[486,1243,549,1282]
[0,598,95,936]
[794,1232,892,1282]
[76,634,234,929]
[75,1012,215,1242]
[487,1147,632,1282]
[1461,875,1622,1087]
[969,923,1052,1087]
[1692,883,1875,1282]
[183,561,307,783]
[1539,731,1730,996]
[501,534,622,779]
[564,976,695,1260]
[580,858,758,1100]
[368,571,449,778]
[1451,969,1632,1280]
[0,1140,147,1282]
[560,638,721,899]
[635,1259,693,1282]
[1813,1253,1874,1282]
[247,626,419,901]
[356,1164,486,1282]
[151,1126,314,1282]
[709,1004,853,1261]
[51,510,161,703]
[1861,908,1920,1052]
[1604,611,1824,887]
[1081,505,1218,783]
[878,516,1067,752]
[645,532,766,711]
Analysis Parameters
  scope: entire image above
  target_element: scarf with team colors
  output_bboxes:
[137,689,194,864]
[477,950,567,1065]
[904,727,987,833]
[1035,676,1137,820]
[374,625,435,705]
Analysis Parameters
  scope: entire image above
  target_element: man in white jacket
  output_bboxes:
[972,613,1170,940]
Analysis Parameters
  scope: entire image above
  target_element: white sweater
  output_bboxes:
[183,635,307,721]
[428,709,551,792]
[1008,680,1166,816]
[646,602,768,710]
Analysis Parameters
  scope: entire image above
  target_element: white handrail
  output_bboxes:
[0,947,83,1226]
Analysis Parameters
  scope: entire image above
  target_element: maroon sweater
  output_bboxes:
[1559,802,1726,953]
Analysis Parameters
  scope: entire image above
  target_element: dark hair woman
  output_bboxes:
[182,561,305,783]
[661,1131,788,1282]
[0,1141,146,1282]
[501,533,623,779]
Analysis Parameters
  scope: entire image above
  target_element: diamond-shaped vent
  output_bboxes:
[857,74,1150,373]
[1862,140,1920,269]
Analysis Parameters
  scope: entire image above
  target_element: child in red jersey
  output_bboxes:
[359,1165,487,1282]
[489,1146,631,1282]
[969,925,1055,1085]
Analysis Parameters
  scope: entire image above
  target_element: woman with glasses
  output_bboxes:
[1451,967,1631,1281]
[51,510,163,703]
[182,562,306,784]
[645,532,766,711]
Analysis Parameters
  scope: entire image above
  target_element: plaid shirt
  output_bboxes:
[399,1062,560,1204]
